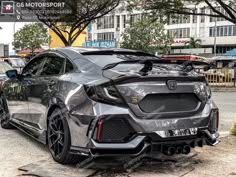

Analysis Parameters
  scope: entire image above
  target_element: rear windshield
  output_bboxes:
[9,59,25,67]
[83,54,158,71]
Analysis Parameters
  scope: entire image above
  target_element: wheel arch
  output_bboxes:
[46,98,69,144]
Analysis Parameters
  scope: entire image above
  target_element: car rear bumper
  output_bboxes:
[68,98,219,156]
[70,129,220,157]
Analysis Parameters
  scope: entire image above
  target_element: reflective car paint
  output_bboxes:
[1,48,219,158]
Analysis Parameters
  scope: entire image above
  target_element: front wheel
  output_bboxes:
[0,95,14,129]
[47,108,86,164]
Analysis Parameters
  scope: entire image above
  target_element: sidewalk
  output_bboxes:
[211,86,236,92]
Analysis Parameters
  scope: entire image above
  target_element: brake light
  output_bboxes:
[96,120,103,141]
[84,85,125,107]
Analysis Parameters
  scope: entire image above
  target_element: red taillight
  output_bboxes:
[96,120,103,140]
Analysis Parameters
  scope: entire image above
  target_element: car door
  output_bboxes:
[26,53,66,131]
[3,56,45,124]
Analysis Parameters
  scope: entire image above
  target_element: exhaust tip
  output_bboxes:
[165,147,176,156]
[176,147,183,154]
[182,145,191,154]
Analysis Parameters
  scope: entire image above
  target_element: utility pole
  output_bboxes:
[13,21,17,54]
[213,18,217,56]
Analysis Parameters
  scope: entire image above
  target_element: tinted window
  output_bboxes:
[39,56,65,76]
[4,59,12,66]
[65,60,74,73]
[74,58,93,72]
[78,55,155,72]
[82,55,122,67]
[9,59,25,67]
[82,55,158,68]
[22,57,45,77]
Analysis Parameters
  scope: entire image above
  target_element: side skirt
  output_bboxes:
[10,120,47,144]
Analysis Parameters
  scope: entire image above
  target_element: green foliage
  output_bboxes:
[128,0,236,24]
[13,23,48,54]
[185,37,202,48]
[120,18,173,54]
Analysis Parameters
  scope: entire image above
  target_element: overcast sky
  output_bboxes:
[0,22,29,54]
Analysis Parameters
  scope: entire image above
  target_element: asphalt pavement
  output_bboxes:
[212,92,236,133]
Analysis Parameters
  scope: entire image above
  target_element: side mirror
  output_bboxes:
[6,69,18,79]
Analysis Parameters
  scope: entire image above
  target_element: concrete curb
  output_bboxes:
[211,87,236,92]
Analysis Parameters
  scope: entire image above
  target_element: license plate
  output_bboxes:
[154,128,198,138]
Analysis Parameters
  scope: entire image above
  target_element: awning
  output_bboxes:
[17,48,45,56]
[224,48,236,56]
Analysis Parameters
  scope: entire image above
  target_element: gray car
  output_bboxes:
[0,48,219,164]
[0,61,13,84]
[3,58,25,72]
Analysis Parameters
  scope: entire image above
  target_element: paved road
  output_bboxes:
[0,92,235,177]
[212,92,236,133]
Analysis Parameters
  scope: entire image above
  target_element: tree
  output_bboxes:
[16,0,120,46]
[129,0,236,24]
[13,23,49,54]
[185,37,202,48]
[120,18,173,54]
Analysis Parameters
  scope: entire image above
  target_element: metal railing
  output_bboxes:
[204,68,235,87]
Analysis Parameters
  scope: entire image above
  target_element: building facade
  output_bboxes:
[167,3,236,55]
[85,3,236,55]
[0,44,9,57]
[49,28,87,48]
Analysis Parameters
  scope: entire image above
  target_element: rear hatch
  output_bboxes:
[83,51,211,118]
[101,58,211,118]
[114,75,208,118]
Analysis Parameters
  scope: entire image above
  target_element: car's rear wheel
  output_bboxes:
[47,108,87,164]
[0,95,14,129]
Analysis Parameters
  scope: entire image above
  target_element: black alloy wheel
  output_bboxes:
[47,108,86,164]
[48,110,65,158]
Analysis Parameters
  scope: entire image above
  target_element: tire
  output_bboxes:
[47,108,87,164]
[0,95,14,129]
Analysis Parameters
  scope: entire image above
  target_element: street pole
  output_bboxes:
[13,21,17,54]
[0,27,3,58]
[13,21,16,34]
[214,18,217,56]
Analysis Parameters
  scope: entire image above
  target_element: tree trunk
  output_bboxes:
[67,39,73,47]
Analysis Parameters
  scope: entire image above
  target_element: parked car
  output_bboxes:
[0,48,219,164]
[0,61,13,86]
[3,58,25,72]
